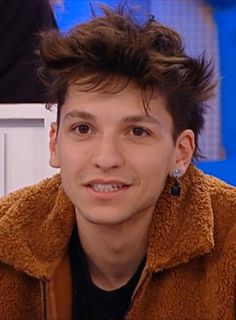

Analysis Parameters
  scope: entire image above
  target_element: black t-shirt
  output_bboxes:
[69,227,146,320]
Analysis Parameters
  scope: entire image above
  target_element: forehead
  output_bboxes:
[61,82,168,118]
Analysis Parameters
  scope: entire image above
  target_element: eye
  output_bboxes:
[130,127,148,136]
[73,124,91,134]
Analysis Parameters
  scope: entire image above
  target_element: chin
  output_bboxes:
[80,209,133,226]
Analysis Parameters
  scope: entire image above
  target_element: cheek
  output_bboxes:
[132,149,172,176]
[57,143,90,169]
[131,149,173,195]
[144,165,168,191]
[141,160,170,202]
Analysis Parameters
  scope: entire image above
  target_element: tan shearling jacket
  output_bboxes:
[0,165,236,320]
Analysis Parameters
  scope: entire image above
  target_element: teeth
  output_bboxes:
[91,183,123,192]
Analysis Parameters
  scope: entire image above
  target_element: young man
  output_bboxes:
[0,3,236,320]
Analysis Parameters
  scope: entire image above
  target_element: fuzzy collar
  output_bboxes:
[147,165,214,272]
[0,165,214,279]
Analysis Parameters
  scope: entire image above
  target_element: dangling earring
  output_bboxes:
[170,168,181,196]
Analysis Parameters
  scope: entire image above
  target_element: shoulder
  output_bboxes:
[182,166,236,244]
[202,172,236,222]
[196,169,236,255]
[187,165,236,213]
[0,174,62,219]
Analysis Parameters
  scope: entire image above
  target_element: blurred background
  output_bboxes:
[0,0,236,195]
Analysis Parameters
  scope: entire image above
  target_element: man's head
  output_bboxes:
[39,3,215,226]
[40,2,214,159]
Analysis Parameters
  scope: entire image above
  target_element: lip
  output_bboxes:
[84,179,130,186]
[83,179,131,200]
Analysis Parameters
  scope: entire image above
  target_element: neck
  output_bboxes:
[75,210,153,291]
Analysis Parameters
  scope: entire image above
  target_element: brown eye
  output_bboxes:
[131,127,146,136]
[76,124,90,134]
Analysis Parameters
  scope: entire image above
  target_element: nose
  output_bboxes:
[92,134,125,170]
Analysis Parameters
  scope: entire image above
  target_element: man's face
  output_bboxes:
[50,83,192,225]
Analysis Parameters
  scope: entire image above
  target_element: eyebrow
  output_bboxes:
[63,110,96,121]
[122,115,162,127]
[63,110,161,127]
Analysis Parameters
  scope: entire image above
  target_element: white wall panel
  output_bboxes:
[0,133,6,196]
[0,104,58,196]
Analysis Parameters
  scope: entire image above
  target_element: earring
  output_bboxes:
[170,168,181,196]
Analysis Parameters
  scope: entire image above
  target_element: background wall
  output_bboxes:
[197,1,236,185]
[149,0,221,161]
[54,0,150,30]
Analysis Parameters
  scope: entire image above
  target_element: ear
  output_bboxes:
[171,129,195,176]
[49,122,60,168]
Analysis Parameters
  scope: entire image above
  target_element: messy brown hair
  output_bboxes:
[39,1,215,158]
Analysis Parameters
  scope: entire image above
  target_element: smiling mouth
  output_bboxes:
[89,183,125,192]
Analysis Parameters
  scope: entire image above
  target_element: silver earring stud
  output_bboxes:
[172,168,181,178]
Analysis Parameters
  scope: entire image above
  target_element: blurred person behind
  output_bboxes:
[0,0,58,103]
